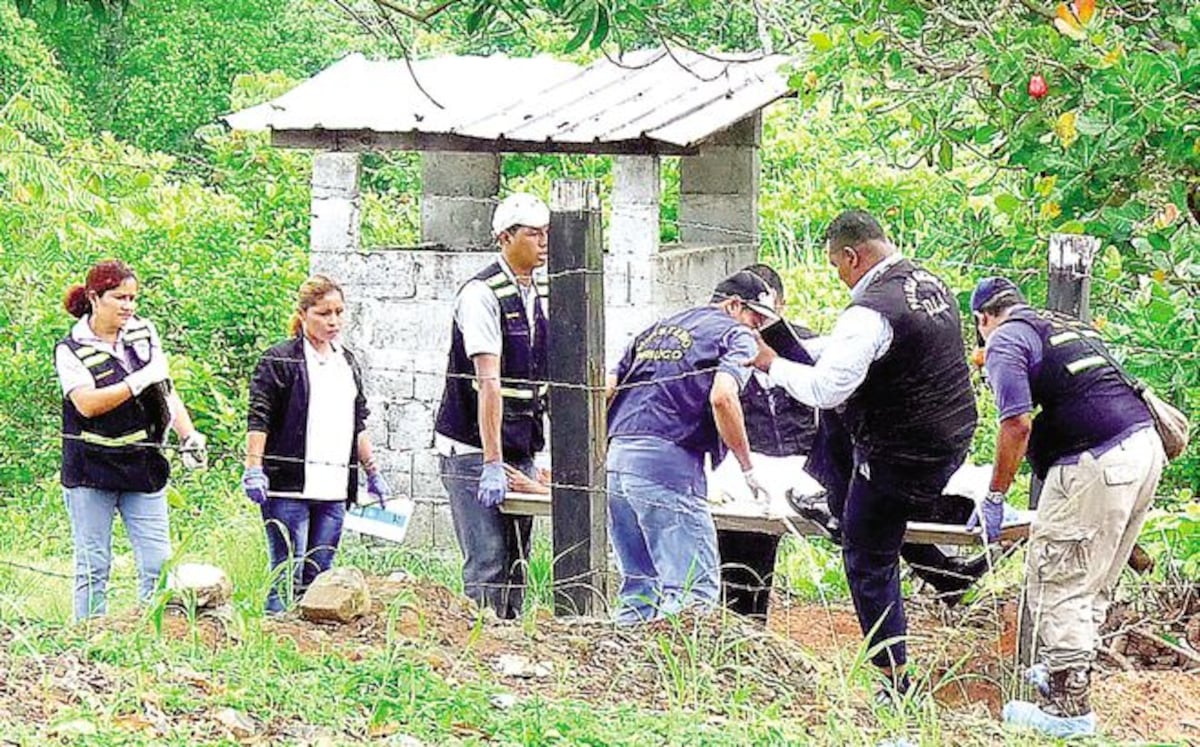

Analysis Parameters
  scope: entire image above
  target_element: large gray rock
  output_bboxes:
[299,568,371,623]
[166,563,233,609]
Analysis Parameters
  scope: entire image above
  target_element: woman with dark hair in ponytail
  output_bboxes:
[55,259,208,621]
[243,275,389,614]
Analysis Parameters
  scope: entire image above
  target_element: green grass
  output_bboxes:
[0,506,1169,747]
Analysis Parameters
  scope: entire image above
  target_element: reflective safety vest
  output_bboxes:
[434,261,549,461]
[1000,307,1151,478]
[59,320,171,492]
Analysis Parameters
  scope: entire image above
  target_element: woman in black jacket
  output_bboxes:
[242,275,389,613]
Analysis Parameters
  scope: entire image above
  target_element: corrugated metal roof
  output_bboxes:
[223,53,579,133]
[224,48,794,154]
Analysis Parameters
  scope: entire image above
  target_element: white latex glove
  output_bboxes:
[125,356,169,396]
[743,468,769,503]
[179,431,208,471]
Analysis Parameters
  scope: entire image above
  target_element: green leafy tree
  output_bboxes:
[28,0,376,154]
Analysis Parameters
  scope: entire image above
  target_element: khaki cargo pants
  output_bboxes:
[1026,426,1166,672]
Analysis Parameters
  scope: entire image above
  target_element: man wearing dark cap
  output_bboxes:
[716,263,819,622]
[749,210,978,701]
[605,270,775,624]
[971,276,1165,738]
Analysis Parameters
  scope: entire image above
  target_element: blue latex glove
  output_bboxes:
[477,461,507,508]
[966,497,1006,543]
[242,466,269,506]
[366,470,390,506]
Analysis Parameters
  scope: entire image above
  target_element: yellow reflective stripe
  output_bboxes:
[470,380,535,400]
[124,331,151,342]
[82,353,110,368]
[493,285,518,299]
[72,346,96,358]
[1066,355,1107,375]
[80,429,149,447]
[1048,331,1080,346]
[483,273,508,288]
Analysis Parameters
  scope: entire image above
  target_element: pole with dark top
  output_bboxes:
[1019,233,1100,666]
[547,179,608,616]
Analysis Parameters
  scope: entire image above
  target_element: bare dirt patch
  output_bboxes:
[770,591,1200,743]
[3,576,1198,744]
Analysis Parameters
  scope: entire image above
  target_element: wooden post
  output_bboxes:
[547,180,607,617]
[1018,232,1101,667]
[1028,233,1100,515]
[1046,233,1099,323]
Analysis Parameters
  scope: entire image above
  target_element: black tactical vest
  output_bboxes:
[434,261,549,461]
[743,320,817,457]
[1001,307,1151,478]
[842,259,978,466]
[59,320,171,493]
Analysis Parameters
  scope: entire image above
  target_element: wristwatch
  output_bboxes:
[985,489,1007,505]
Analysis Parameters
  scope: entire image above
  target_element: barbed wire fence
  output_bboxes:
[1,153,1196,648]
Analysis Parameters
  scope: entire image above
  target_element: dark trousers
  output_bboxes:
[809,412,974,595]
[842,450,965,669]
[261,498,346,613]
[441,452,534,620]
[717,530,781,621]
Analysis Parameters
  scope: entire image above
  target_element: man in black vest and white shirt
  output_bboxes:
[750,210,978,703]
[434,194,550,620]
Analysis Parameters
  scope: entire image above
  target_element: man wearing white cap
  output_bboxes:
[433,193,551,619]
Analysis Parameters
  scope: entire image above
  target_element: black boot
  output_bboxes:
[934,552,991,607]
[1045,668,1091,718]
[786,489,842,545]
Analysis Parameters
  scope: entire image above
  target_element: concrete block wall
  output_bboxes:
[307,127,762,549]
[420,152,501,249]
[679,114,760,247]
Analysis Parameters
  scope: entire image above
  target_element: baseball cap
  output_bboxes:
[712,270,781,323]
[492,193,550,237]
[970,276,1024,314]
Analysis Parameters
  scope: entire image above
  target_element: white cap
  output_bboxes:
[492,193,550,237]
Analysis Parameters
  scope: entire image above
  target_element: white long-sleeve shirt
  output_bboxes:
[767,254,901,409]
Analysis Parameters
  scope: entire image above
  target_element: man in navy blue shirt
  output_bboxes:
[971,277,1165,739]
[605,270,776,624]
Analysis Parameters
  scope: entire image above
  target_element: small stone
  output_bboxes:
[494,653,553,679]
[214,707,258,739]
[300,568,371,623]
[167,563,233,609]
[489,693,518,709]
[387,570,415,583]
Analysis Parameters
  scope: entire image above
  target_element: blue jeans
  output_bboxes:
[64,486,172,621]
[261,498,346,613]
[441,453,534,620]
[607,469,720,624]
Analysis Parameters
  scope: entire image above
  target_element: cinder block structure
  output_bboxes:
[225,48,794,546]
